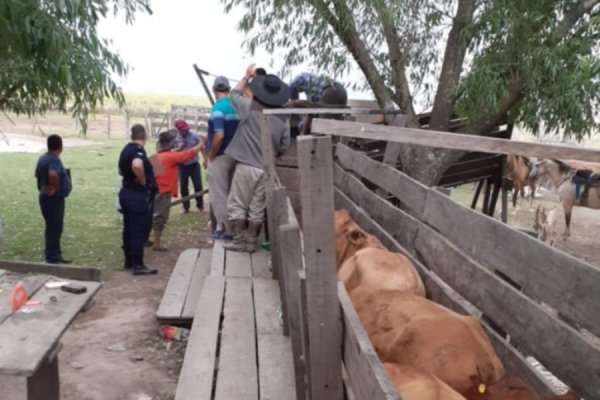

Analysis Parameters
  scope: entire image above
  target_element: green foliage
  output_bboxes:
[223,0,600,140]
[0,0,151,133]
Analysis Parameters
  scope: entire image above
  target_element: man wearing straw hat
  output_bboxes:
[224,64,291,253]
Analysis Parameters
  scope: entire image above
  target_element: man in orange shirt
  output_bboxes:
[152,130,204,251]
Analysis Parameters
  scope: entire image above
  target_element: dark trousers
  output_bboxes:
[39,196,65,262]
[179,162,203,210]
[120,187,153,266]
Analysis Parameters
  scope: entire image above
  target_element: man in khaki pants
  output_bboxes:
[223,65,291,253]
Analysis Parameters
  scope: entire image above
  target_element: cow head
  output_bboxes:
[463,377,579,400]
[334,209,386,269]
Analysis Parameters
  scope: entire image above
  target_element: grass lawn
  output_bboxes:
[0,138,207,274]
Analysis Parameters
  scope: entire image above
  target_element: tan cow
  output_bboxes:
[338,247,426,297]
[350,287,505,394]
[384,363,466,400]
[334,208,386,268]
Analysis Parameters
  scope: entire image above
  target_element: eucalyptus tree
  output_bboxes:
[224,0,600,184]
[0,0,151,134]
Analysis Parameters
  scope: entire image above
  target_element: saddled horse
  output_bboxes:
[535,159,600,238]
[507,154,537,207]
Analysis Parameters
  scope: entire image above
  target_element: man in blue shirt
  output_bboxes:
[174,119,204,213]
[35,134,72,264]
[289,72,348,135]
[206,76,239,239]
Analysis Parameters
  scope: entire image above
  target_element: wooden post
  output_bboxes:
[27,356,59,400]
[107,108,111,137]
[501,155,508,223]
[272,187,290,335]
[377,114,407,198]
[471,180,484,210]
[144,110,150,135]
[124,110,130,137]
[298,270,311,400]
[279,223,307,400]
[297,135,343,400]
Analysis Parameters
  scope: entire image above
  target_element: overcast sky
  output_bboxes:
[98,0,374,100]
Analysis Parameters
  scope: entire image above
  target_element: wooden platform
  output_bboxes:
[173,241,296,400]
[156,248,212,324]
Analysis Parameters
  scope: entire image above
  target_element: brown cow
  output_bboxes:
[334,208,386,268]
[463,377,579,400]
[384,363,466,400]
[350,287,505,394]
[338,247,426,297]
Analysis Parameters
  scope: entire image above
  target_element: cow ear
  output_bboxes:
[348,229,367,246]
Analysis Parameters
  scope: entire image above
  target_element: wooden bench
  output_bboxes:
[0,272,101,400]
[156,248,212,324]
[174,242,296,400]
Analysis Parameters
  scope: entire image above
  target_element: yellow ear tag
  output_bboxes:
[478,384,486,394]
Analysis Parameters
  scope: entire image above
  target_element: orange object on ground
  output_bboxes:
[11,283,28,311]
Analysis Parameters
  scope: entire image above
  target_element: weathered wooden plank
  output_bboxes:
[251,249,272,280]
[0,260,102,282]
[298,270,311,398]
[225,250,252,277]
[336,143,427,218]
[254,278,296,400]
[333,164,420,255]
[339,284,401,400]
[422,188,600,337]
[175,275,226,400]
[276,166,300,191]
[214,277,258,400]
[297,135,343,400]
[0,281,101,376]
[27,355,59,400]
[314,118,600,162]
[181,249,213,319]
[333,188,558,395]
[271,187,291,335]
[264,108,375,115]
[156,249,199,321]
[414,225,599,400]
[0,275,50,325]
[210,240,225,276]
[279,223,307,400]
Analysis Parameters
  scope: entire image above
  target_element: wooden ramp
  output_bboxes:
[156,248,212,324]
[175,241,296,400]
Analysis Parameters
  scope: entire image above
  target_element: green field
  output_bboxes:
[0,139,207,274]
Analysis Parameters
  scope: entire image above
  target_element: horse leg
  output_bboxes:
[562,204,572,239]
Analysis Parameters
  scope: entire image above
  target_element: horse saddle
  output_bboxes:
[572,169,600,200]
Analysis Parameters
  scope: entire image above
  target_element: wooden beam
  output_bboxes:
[278,222,307,400]
[27,355,59,400]
[314,118,600,162]
[264,108,377,116]
[423,188,600,337]
[0,260,101,282]
[297,135,343,400]
[339,284,401,400]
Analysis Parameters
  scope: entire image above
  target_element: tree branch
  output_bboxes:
[371,0,417,120]
[429,0,476,131]
[308,0,394,109]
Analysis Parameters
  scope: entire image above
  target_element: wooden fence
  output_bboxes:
[262,111,600,400]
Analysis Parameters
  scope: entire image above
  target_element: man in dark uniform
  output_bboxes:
[35,134,72,264]
[118,124,158,275]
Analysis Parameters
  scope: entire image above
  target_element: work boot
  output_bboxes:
[223,219,248,252]
[132,265,158,276]
[245,219,263,253]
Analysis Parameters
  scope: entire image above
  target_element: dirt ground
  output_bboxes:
[0,214,212,400]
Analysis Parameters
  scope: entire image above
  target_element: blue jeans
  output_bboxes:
[119,187,153,266]
[39,196,65,262]
[179,162,203,211]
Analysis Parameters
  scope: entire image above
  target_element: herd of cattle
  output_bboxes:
[334,209,578,400]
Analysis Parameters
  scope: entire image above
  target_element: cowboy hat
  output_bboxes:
[156,131,176,152]
[249,74,291,107]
